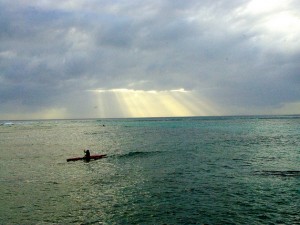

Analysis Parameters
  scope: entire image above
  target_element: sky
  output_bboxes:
[0,0,300,119]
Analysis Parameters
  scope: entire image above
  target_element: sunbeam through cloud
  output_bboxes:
[89,88,219,118]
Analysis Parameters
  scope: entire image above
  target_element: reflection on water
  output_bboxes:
[0,116,299,224]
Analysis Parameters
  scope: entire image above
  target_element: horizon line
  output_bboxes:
[1,114,300,122]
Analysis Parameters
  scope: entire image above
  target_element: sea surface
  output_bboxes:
[0,116,299,224]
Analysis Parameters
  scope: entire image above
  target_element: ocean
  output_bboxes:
[0,116,299,224]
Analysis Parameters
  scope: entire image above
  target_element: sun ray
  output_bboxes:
[91,88,219,118]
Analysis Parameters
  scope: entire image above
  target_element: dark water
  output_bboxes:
[0,116,299,224]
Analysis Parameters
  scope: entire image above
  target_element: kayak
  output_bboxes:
[67,154,107,162]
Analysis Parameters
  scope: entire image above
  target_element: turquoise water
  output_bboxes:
[0,116,299,224]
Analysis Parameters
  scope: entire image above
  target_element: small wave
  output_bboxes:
[84,131,102,135]
[1,122,14,126]
[112,151,162,158]
[254,170,300,177]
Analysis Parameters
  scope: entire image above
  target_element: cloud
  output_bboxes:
[0,0,300,119]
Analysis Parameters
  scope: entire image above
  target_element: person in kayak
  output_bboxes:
[84,149,91,161]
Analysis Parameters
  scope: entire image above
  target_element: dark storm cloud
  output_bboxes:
[0,0,299,118]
